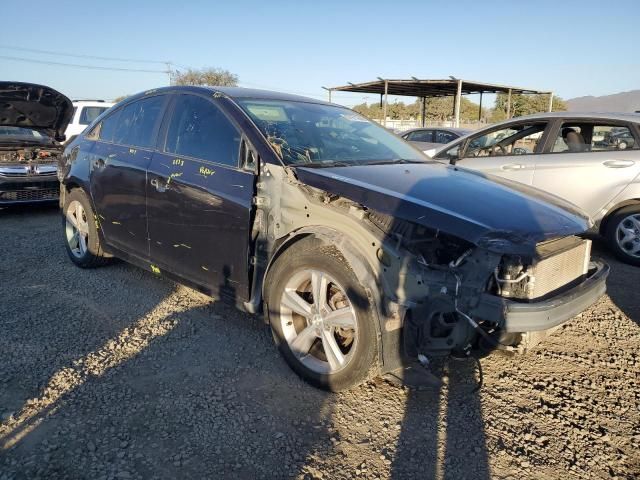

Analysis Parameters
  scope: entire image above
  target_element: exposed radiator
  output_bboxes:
[498,237,591,300]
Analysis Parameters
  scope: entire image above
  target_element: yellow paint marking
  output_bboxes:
[199,166,215,176]
[172,158,185,167]
[150,265,161,275]
[111,221,121,225]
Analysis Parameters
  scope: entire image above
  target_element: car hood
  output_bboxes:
[0,82,73,141]
[294,162,591,256]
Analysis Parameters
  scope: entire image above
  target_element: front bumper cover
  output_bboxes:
[471,260,609,333]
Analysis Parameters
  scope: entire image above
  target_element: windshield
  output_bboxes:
[0,126,46,140]
[237,99,427,166]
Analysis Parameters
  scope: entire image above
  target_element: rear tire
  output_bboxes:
[62,189,111,268]
[605,205,640,266]
[266,239,379,391]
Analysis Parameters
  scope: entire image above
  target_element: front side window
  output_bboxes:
[237,100,426,166]
[165,95,241,166]
[98,109,121,142]
[463,123,547,158]
[112,95,165,149]
[79,106,109,126]
[552,122,638,153]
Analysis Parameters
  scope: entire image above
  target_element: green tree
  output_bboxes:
[490,93,566,122]
[170,67,238,87]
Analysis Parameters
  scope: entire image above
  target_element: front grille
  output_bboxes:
[0,188,59,202]
[498,237,591,300]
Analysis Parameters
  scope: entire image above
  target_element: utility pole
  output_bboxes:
[165,62,173,86]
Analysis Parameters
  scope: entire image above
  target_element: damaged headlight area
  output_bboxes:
[370,211,597,360]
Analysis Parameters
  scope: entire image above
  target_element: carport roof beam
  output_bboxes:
[329,78,551,98]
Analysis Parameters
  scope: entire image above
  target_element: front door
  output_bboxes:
[455,122,549,185]
[146,93,255,301]
[89,94,168,257]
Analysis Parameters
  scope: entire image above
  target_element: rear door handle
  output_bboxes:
[150,177,167,193]
[501,163,526,171]
[603,159,635,168]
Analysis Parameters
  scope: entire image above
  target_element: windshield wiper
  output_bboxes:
[296,160,355,168]
[364,158,427,165]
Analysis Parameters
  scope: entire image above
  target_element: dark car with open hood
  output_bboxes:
[59,86,609,391]
[0,82,73,205]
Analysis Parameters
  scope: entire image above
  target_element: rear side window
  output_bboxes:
[165,94,241,167]
[79,106,109,126]
[552,122,638,153]
[113,95,166,149]
[407,130,433,142]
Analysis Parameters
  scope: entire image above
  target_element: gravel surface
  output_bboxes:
[1,205,638,480]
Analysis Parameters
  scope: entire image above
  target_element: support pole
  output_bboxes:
[421,97,426,127]
[506,89,512,119]
[382,80,389,127]
[548,92,554,112]
[454,79,462,127]
[478,92,483,122]
[321,87,332,103]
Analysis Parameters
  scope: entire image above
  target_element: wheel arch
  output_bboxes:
[261,226,383,314]
[599,198,640,235]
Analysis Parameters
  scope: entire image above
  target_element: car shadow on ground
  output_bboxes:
[0,206,334,478]
[589,235,640,327]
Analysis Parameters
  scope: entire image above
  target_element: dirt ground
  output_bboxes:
[0,205,638,480]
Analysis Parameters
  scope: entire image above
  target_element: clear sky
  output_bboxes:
[1,0,638,107]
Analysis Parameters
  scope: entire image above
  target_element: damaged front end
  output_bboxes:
[274,163,609,375]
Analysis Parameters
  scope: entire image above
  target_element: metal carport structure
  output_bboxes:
[324,78,554,127]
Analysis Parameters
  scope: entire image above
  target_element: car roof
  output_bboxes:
[509,111,640,123]
[124,86,334,107]
[72,100,115,107]
[402,127,472,135]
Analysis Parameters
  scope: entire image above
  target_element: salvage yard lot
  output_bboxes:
[1,205,639,480]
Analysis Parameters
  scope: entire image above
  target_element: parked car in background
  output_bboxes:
[64,100,114,143]
[431,112,640,265]
[0,82,72,205]
[401,127,472,153]
[59,87,607,390]
[602,127,636,150]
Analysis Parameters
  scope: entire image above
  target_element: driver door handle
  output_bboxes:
[501,163,526,171]
[603,159,635,168]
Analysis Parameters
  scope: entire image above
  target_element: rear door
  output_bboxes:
[532,119,640,217]
[146,93,255,300]
[89,94,168,258]
[450,121,549,185]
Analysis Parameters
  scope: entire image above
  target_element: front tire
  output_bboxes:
[266,240,379,391]
[605,205,640,266]
[62,189,111,268]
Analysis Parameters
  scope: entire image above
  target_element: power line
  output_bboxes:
[0,44,169,64]
[0,55,167,74]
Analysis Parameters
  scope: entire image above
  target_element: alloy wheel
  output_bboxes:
[279,269,358,374]
[65,200,90,258]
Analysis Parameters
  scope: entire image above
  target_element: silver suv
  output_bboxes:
[432,112,640,265]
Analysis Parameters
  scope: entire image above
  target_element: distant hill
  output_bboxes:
[566,90,640,113]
